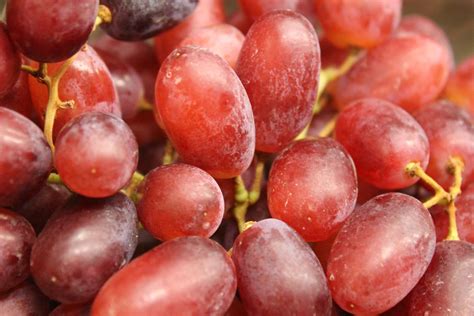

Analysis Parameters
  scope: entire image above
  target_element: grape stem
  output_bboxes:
[122,171,145,203]
[318,114,338,138]
[445,156,464,241]
[47,172,63,185]
[405,162,450,208]
[93,4,112,31]
[162,140,175,165]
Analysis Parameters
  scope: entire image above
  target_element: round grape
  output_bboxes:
[0,22,21,97]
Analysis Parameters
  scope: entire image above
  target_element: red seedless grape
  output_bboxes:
[92,237,237,315]
[0,22,21,97]
[335,98,430,190]
[268,138,357,241]
[50,303,90,316]
[236,10,320,153]
[327,193,436,315]
[125,110,166,147]
[227,9,252,34]
[238,0,314,21]
[155,46,255,179]
[0,281,49,316]
[0,71,36,119]
[444,56,474,114]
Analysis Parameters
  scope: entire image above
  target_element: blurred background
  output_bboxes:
[0,0,472,62]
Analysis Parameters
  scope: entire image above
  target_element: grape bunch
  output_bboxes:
[0,0,473,315]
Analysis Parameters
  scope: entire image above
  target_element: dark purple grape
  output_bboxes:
[232,219,332,315]
[100,0,198,40]
[0,107,53,208]
[6,0,98,62]
[0,209,35,293]
[0,22,21,97]
[0,281,49,316]
[30,194,138,304]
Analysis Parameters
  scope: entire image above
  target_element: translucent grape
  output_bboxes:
[268,138,357,241]
[30,194,138,304]
[0,22,21,97]
[154,46,255,179]
[444,56,474,114]
[0,281,49,316]
[335,98,430,190]
[327,193,436,315]
[236,10,320,153]
[92,237,237,315]
[232,219,332,315]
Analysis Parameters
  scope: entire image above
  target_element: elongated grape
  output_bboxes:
[30,194,138,304]
[444,56,474,114]
[138,163,224,240]
[238,0,314,21]
[314,0,402,48]
[327,193,436,315]
[28,45,121,139]
[407,240,474,315]
[414,100,474,189]
[54,112,138,198]
[0,107,52,207]
[0,23,20,97]
[268,138,357,241]
[100,0,198,40]
[92,237,237,315]
[0,281,49,316]
[335,98,430,190]
[155,46,255,179]
[6,0,98,62]
[0,209,35,293]
[0,71,36,119]
[333,34,451,113]
[154,0,225,62]
[236,10,320,153]
[232,219,332,315]
[178,23,245,69]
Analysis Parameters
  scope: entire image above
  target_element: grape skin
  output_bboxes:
[326,193,436,315]
[238,0,314,21]
[0,281,49,316]
[0,22,20,97]
[0,71,36,119]
[444,56,474,114]
[30,194,138,304]
[91,237,237,315]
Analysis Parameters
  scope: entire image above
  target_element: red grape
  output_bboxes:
[178,23,245,69]
[138,163,224,241]
[335,98,430,190]
[232,219,332,315]
[50,303,90,316]
[0,71,36,119]
[54,112,138,198]
[137,141,166,174]
[238,0,314,21]
[28,45,121,139]
[0,22,21,97]
[314,0,402,48]
[6,0,98,62]
[236,10,320,153]
[268,138,357,242]
[326,193,436,315]
[155,46,255,179]
[125,111,166,147]
[333,34,451,113]
[407,240,474,315]
[0,281,49,316]
[319,36,350,69]
[0,208,35,293]
[30,194,138,304]
[414,100,474,189]
[154,0,225,62]
[0,107,52,207]
[444,56,474,114]
[227,10,252,34]
[91,237,237,315]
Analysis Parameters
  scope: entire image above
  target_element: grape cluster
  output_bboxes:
[0,0,472,315]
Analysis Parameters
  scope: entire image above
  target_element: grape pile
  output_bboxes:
[0,0,472,315]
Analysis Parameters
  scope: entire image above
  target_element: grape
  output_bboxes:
[311,233,337,272]
[227,10,252,34]
[333,34,451,113]
[154,46,255,179]
[357,178,384,204]
[0,281,49,316]
[154,0,225,63]
[431,183,474,243]
[54,112,138,198]
[225,297,247,316]
[268,138,357,242]
[28,45,121,139]
[314,0,402,48]
[335,98,430,190]
[319,36,350,69]
[238,0,314,21]
[236,10,320,153]
[0,208,35,293]
[30,193,138,304]
[16,183,71,234]
[326,193,436,315]
[100,0,198,41]
[125,111,166,147]
[0,71,36,119]
[414,100,474,189]
[407,240,474,315]
[50,303,90,316]
[0,23,21,97]
[305,101,338,138]
[91,237,237,315]
[6,0,98,63]
[94,48,144,119]
[231,219,332,315]
[444,56,474,114]
[137,141,166,174]
[0,107,53,207]
[178,23,245,69]
[138,163,224,241]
